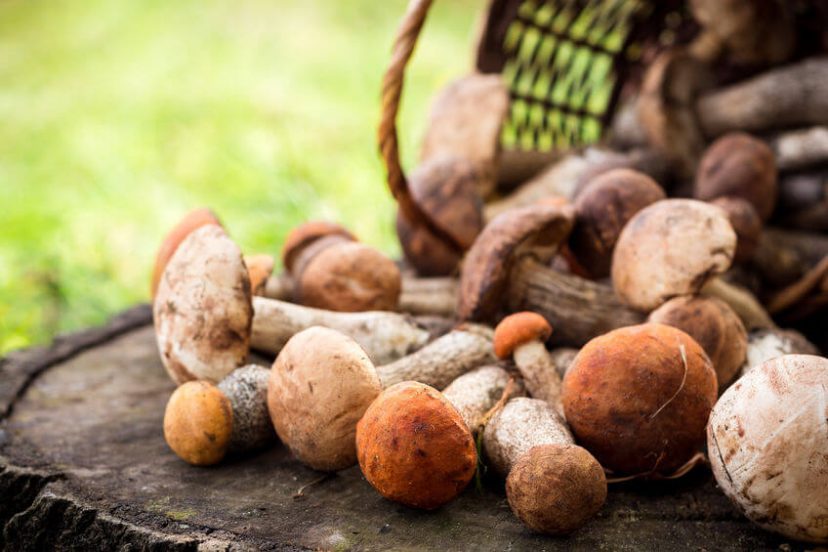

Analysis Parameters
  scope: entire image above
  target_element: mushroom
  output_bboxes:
[708,197,762,263]
[459,203,645,345]
[493,312,562,411]
[648,296,747,390]
[282,221,401,312]
[771,126,828,172]
[700,277,776,331]
[695,133,778,221]
[611,199,737,311]
[563,323,718,475]
[155,225,434,379]
[356,381,477,509]
[396,276,458,316]
[739,328,820,377]
[569,168,665,277]
[244,254,275,296]
[268,324,494,471]
[150,207,221,298]
[442,365,523,431]
[707,354,828,543]
[420,73,509,199]
[484,398,606,535]
[396,155,484,276]
[164,366,275,466]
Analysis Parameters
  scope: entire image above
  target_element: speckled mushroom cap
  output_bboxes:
[458,202,575,321]
[163,381,233,466]
[569,168,665,277]
[356,381,477,510]
[506,444,607,536]
[611,199,736,311]
[281,221,356,273]
[396,155,485,276]
[151,207,221,298]
[153,225,253,385]
[493,312,552,359]
[708,354,828,543]
[297,241,401,312]
[563,323,718,475]
[695,133,778,221]
[217,365,275,454]
[268,326,381,472]
[648,296,747,390]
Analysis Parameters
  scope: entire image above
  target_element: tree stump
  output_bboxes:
[0,305,801,550]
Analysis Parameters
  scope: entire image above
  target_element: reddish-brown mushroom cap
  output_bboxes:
[695,133,778,221]
[151,207,222,298]
[493,312,553,359]
[281,221,356,273]
[562,323,718,475]
[356,381,477,510]
[163,381,234,466]
[459,202,575,321]
[506,444,607,535]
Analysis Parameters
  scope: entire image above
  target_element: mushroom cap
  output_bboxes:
[217,365,276,454]
[695,133,778,221]
[708,354,828,543]
[151,207,221,298]
[562,323,718,475]
[297,242,401,312]
[268,326,380,471]
[648,296,747,390]
[281,221,355,273]
[459,202,575,321]
[397,155,484,276]
[163,381,233,466]
[709,197,762,263]
[493,312,553,359]
[153,225,252,384]
[506,444,607,535]
[244,254,275,295]
[611,199,736,311]
[356,382,477,510]
[569,168,665,277]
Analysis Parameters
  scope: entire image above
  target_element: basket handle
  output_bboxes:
[378,0,463,254]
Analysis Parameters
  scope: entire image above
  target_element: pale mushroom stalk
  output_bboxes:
[251,296,431,365]
[701,277,775,331]
[397,276,458,316]
[770,126,828,172]
[216,365,276,454]
[261,272,294,301]
[376,324,495,389]
[442,365,523,431]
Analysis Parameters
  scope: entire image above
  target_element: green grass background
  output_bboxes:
[0,0,479,353]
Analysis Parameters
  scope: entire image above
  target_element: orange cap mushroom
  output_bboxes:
[493,312,552,359]
[163,381,234,466]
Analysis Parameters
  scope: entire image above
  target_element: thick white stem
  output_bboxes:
[442,365,520,431]
[513,341,563,414]
[261,274,294,301]
[250,297,430,365]
[397,277,458,317]
[483,398,573,477]
[376,324,495,390]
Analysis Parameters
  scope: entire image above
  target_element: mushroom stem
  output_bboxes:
[549,348,579,379]
[442,366,522,431]
[216,365,276,454]
[701,277,776,330]
[397,276,458,316]
[261,273,294,301]
[250,297,431,365]
[770,126,828,172]
[697,57,828,138]
[506,257,645,346]
[376,324,495,390]
[513,341,563,413]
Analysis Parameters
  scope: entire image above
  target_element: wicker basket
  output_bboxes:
[378,0,696,233]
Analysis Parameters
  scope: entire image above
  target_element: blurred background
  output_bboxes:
[0,0,480,353]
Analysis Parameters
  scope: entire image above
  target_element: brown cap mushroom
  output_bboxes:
[281,221,355,273]
[356,381,477,509]
[648,296,748,390]
[569,168,665,277]
[396,155,484,276]
[563,323,718,475]
[154,225,253,384]
[163,381,234,466]
[709,197,762,263]
[611,199,736,311]
[695,133,778,221]
[268,326,381,471]
[459,202,575,321]
[151,207,221,298]
[506,444,607,536]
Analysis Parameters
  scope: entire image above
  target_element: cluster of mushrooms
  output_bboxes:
[151,5,828,541]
